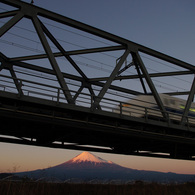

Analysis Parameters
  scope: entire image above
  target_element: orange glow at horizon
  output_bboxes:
[0,143,195,175]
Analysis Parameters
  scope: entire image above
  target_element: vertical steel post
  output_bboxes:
[57,88,60,104]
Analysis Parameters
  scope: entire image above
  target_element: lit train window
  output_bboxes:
[190,107,195,112]
[180,105,195,112]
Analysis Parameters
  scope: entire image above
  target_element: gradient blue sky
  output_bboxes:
[0,0,195,174]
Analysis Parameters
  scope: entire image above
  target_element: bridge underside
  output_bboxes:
[0,0,195,161]
[0,92,194,160]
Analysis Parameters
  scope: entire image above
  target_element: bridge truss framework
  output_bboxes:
[0,0,195,160]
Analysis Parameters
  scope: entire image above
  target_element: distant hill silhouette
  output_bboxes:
[8,152,195,183]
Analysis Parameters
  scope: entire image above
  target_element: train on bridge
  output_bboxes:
[114,94,195,124]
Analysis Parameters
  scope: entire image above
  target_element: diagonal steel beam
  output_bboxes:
[39,20,88,81]
[32,16,74,104]
[40,19,101,104]
[0,52,9,72]
[9,66,23,95]
[133,59,147,94]
[71,82,101,109]
[92,49,130,109]
[0,10,19,19]
[73,85,84,102]
[0,53,23,94]
[180,77,195,124]
[132,52,168,120]
[0,52,8,62]
[88,85,101,110]
[0,11,24,37]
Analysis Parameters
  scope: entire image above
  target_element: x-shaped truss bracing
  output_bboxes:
[1,0,195,124]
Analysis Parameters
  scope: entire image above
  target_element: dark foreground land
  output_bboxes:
[0,181,195,195]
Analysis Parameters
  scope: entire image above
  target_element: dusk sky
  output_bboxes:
[0,0,195,175]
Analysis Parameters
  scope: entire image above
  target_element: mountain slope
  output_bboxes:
[22,152,133,180]
[54,152,129,170]
[16,152,195,183]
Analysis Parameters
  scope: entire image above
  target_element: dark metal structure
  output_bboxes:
[0,0,195,160]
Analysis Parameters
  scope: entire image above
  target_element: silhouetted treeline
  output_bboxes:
[0,181,195,195]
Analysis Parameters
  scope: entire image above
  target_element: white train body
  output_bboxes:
[114,94,195,124]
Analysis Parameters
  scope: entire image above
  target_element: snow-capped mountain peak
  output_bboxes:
[15,151,195,183]
[71,152,109,164]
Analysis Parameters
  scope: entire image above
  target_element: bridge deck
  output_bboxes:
[0,91,195,160]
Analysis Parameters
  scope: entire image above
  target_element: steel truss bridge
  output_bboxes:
[0,0,195,160]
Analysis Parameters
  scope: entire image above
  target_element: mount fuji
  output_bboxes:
[14,152,195,183]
